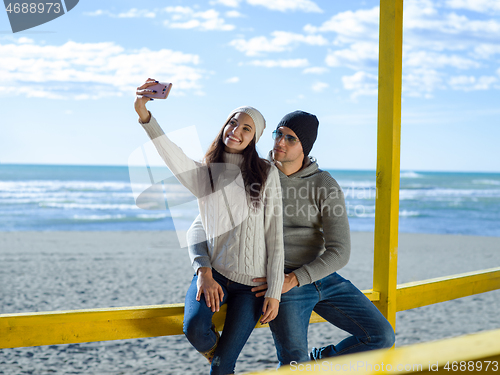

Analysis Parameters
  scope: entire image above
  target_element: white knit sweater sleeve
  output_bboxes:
[263,165,285,301]
[139,114,211,198]
[186,214,212,272]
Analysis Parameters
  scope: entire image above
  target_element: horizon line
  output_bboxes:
[1,162,499,175]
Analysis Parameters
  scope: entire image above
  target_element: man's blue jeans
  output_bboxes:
[269,271,395,367]
[183,269,265,375]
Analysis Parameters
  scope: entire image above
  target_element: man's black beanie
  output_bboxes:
[276,110,319,157]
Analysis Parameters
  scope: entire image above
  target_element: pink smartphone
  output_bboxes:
[143,82,173,99]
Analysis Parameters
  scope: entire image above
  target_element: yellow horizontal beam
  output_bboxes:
[0,289,379,349]
[396,267,500,312]
[2,270,499,350]
[0,303,186,349]
[3,268,500,351]
[246,328,500,374]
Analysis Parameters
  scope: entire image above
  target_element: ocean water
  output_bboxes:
[1,164,499,236]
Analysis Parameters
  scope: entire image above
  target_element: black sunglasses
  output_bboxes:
[272,130,300,145]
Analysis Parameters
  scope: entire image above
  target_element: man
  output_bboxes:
[187,110,395,367]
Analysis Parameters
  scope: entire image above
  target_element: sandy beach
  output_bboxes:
[1,231,499,374]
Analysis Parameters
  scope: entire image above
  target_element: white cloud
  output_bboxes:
[211,0,321,12]
[247,59,309,68]
[437,13,500,35]
[474,44,500,59]
[84,2,500,99]
[403,68,444,98]
[446,0,500,13]
[226,10,244,18]
[311,82,329,92]
[116,8,156,18]
[341,71,378,99]
[18,37,34,44]
[300,0,500,98]
[0,40,204,100]
[163,6,192,15]
[246,0,322,13]
[403,0,439,31]
[225,76,240,83]
[403,1,500,95]
[84,9,106,16]
[448,75,498,91]
[303,67,329,74]
[304,7,379,43]
[325,42,379,70]
[230,31,328,56]
[85,7,235,31]
[404,51,481,70]
[210,0,242,7]
[84,8,156,18]
[164,7,235,31]
[405,2,500,39]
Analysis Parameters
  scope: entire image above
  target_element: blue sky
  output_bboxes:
[1,0,499,172]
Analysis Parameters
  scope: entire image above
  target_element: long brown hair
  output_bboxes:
[204,115,271,207]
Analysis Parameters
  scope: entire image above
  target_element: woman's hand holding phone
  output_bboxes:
[134,78,172,123]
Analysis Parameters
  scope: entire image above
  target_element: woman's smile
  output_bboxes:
[227,134,241,143]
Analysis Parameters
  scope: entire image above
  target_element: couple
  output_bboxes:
[135,79,395,374]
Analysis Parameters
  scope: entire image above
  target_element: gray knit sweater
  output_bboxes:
[188,155,351,287]
[140,114,284,300]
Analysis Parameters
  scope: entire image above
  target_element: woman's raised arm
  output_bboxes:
[134,78,212,199]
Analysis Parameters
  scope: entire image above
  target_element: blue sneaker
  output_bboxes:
[309,347,320,361]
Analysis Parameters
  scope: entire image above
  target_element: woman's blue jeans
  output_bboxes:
[183,269,264,375]
[269,271,395,367]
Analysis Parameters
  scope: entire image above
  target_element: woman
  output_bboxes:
[135,78,284,375]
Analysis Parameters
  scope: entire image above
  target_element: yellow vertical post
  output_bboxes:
[373,0,404,330]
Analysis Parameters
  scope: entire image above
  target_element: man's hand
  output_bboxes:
[260,297,279,324]
[251,273,299,297]
[196,268,224,312]
[250,277,268,297]
[283,272,299,293]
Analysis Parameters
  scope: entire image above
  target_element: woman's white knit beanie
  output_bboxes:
[226,106,266,143]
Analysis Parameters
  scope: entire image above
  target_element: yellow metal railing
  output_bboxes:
[0,292,377,349]
[395,267,500,312]
[2,270,499,349]
[1,0,499,372]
